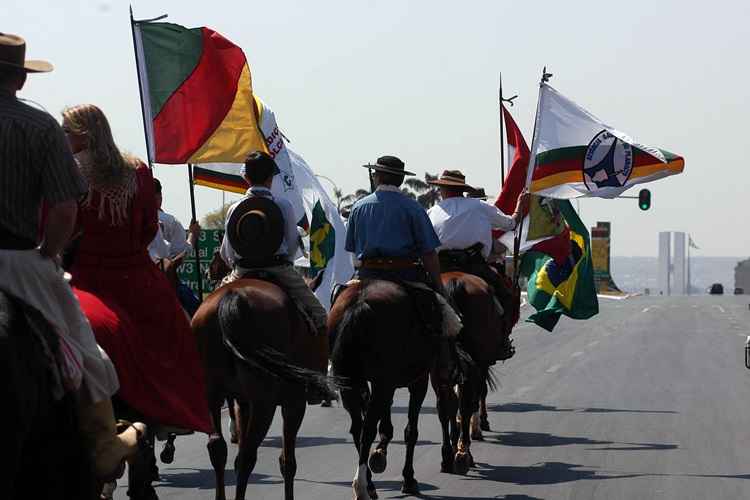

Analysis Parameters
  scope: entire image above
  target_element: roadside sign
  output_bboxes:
[177,229,223,295]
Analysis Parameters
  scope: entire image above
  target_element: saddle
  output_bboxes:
[332,277,443,338]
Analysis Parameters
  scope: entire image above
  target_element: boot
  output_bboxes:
[78,398,146,481]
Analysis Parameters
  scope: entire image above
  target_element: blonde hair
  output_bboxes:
[62,104,138,225]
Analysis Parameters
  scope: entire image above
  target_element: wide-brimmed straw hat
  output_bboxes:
[226,197,284,259]
[362,155,415,176]
[468,187,488,200]
[427,170,474,191]
[0,33,53,73]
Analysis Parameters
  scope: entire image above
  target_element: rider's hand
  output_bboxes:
[188,220,201,238]
[516,192,531,215]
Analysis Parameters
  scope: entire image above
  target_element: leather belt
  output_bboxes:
[236,254,291,269]
[360,257,420,270]
[0,225,36,250]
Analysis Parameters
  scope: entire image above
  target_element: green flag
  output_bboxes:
[520,200,599,331]
[309,200,335,275]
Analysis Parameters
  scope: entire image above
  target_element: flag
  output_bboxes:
[520,200,598,331]
[527,84,684,199]
[287,150,354,311]
[193,97,309,231]
[688,235,699,250]
[495,105,568,262]
[132,21,267,164]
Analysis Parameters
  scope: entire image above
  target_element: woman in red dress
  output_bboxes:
[61,104,210,434]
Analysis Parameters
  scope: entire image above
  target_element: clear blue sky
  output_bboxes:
[8,0,749,256]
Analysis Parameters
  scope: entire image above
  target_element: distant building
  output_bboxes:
[735,258,750,294]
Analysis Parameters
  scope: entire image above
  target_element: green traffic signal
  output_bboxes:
[638,188,651,210]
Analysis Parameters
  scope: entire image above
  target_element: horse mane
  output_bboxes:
[217,289,341,399]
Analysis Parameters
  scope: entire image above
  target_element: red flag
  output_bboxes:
[494,105,570,263]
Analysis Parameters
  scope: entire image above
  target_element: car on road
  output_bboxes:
[709,283,724,295]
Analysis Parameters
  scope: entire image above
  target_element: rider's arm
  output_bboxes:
[422,251,445,295]
[40,199,77,260]
[279,200,300,259]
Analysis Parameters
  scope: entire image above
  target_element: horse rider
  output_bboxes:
[218,150,328,340]
[0,33,144,481]
[427,170,529,348]
[148,177,202,316]
[344,155,462,338]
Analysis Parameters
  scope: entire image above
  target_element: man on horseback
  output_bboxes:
[344,155,462,338]
[427,170,529,353]
[219,150,328,339]
[0,33,143,481]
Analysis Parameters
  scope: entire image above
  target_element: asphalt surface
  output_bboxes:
[114,295,750,500]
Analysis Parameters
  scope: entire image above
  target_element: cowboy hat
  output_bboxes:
[468,187,488,200]
[427,170,474,190]
[362,155,415,176]
[0,33,52,73]
[226,197,284,259]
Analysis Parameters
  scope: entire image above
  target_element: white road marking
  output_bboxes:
[642,307,651,313]
[714,305,726,313]
[571,351,584,358]
[587,341,600,348]
[546,364,562,374]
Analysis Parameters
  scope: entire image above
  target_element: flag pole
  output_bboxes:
[187,164,204,302]
[128,6,166,168]
[513,67,551,285]
[499,73,506,186]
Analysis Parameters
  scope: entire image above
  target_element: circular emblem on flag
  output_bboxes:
[582,130,633,190]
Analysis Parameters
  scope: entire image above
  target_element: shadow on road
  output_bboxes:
[489,431,678,451]
[469,461,643,485]
[262,435,349,448]
[157,468,281,489]
[488,402,677,414]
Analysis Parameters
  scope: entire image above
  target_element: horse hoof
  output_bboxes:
[401,478,420,495]
[454,452,471,475]
[480,419,490,432]
[159,443,175,464]
[471,429,484,441]
[368,486,378,499]
[368,449,387,474]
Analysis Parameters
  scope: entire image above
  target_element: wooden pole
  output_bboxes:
[499,73,506,186]
[187,164,204,302]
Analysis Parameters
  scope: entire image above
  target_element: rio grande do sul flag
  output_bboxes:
[527,84,684,199]
[132,21,267,164]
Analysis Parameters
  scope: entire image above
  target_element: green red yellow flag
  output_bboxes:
[132,21,267,164]
[520,200,599,331]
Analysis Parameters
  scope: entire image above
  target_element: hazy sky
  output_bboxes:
[8,0,750,256]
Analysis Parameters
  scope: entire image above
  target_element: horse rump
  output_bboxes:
[217,288,341,400]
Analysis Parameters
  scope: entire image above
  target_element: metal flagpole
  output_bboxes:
[188,164,204,302]
[513,67,551,285]
[499,74,506,186]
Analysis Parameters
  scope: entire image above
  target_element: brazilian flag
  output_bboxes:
[309,200,335,275]
[520,200,598,331]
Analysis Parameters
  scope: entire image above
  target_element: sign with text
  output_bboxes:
[177,229,224,296]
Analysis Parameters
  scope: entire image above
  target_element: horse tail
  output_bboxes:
[217,289,341,400]
[330,293,373,379]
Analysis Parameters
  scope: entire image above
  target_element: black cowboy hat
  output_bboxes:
[427,170,474,191]
[226,197,284,259]
[362,155,415,176]
[468,187,488,200]
[0,33,53,73]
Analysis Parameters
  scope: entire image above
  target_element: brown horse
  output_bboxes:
[329,280,450,500]
[430,272,504,474]
[0,290,97,500]
[193,277,334,500]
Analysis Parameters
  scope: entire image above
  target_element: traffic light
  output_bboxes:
[638,188,651,210]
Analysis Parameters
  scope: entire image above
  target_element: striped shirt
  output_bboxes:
[0,92,87,243]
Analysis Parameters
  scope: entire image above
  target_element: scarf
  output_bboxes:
[74,150,137,226]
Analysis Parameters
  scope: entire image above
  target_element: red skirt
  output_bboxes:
[72,251,211,434]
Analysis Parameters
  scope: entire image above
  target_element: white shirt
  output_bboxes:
[148,210,190,261]
[219,186,299,266]
[427,197,516,259]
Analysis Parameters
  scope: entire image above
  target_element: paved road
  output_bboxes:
[115,295,750,499]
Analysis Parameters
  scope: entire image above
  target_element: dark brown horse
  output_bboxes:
[0,290,97,500]
[329,280,448,500]
[193,277,334,500]
[431,272,504,474]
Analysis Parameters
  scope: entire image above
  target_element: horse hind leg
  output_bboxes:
[368,395,394,475]
[279,387,306,500]
[353,384,392,500]
[431,368,458,473]
[454,380,477,475]
[206,398,228,500]
[401,375,428,495]
[235,397,275,500]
